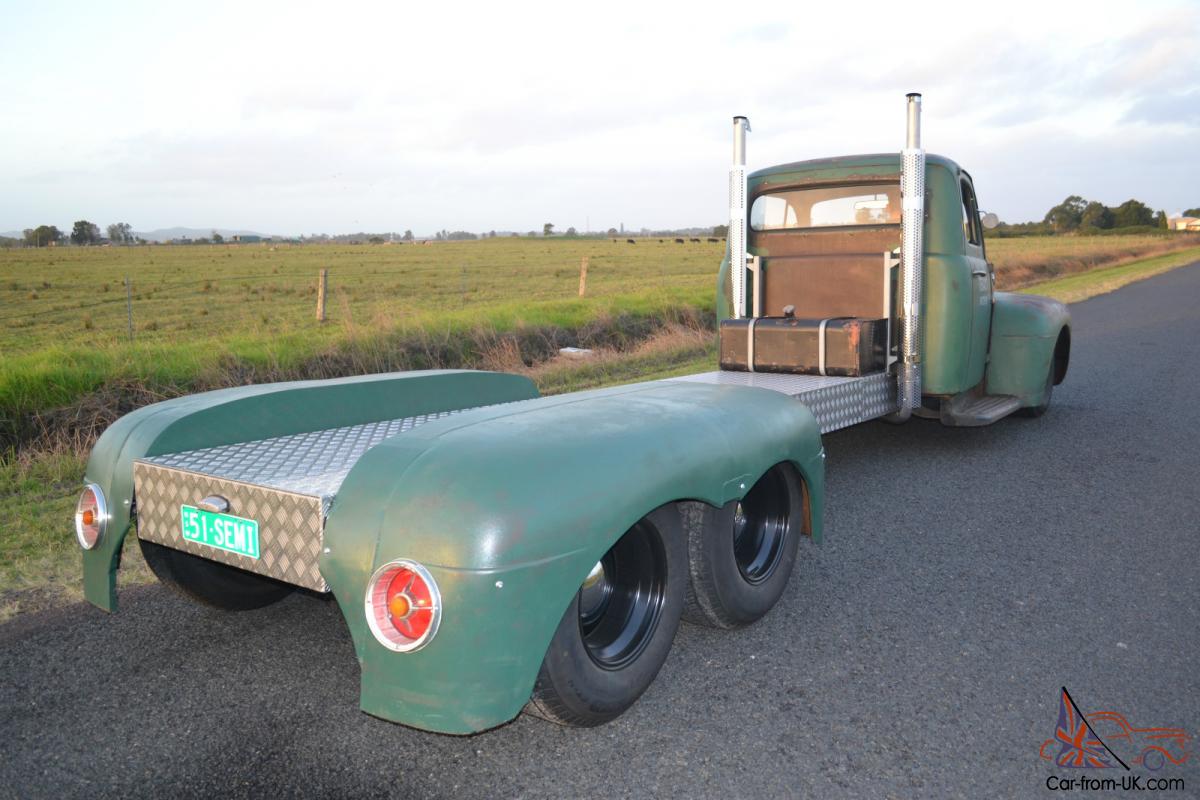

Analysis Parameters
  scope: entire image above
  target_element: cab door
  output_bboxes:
[959,173,992,387]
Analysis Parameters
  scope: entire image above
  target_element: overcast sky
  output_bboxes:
[2,0,1197,236]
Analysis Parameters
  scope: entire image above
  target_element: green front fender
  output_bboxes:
[79,370,539,611]
[320,380,825,734]
[985,292,1071,406]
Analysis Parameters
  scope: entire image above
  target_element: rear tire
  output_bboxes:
[527,504,687,727]
[682,463,803,629]
[1017,355,1056,418]
[139,538,293,611]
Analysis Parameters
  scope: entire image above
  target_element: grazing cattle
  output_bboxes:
[707,237,719,243]
[674,238,685,244]
[689,237,700,243]
[626,238,636,244]
[659,239,664,243]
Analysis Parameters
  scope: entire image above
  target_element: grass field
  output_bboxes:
[0,238,723,355]
[1,234,1191,353]
[3,234,1197,452]
[3,233,1200,621]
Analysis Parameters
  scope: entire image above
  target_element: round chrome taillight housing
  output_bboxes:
[365,560,441,652]
[75,483,108,550]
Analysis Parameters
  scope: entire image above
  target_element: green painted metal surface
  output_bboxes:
[80,370,539,611]
[319,379,824,734]
[986,292,1071,405]
[922,160,979,395]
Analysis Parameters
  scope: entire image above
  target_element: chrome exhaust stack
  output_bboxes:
[729,116,751,318]
[894,93,925,421]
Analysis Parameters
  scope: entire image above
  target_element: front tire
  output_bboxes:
[527,504,687,727]
[1017,355,1056,418]
[682,463,803,629]
[139,538,293,610]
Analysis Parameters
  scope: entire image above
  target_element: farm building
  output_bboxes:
[1168,216,1200,231]
[231,234,263,243]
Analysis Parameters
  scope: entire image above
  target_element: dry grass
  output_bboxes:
[1018,246,1200,304]
[989,234,1197,290]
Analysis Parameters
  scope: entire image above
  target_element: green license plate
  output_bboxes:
[180,504,260,559]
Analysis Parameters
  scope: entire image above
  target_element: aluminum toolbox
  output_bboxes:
[132,410,464,592]
[719,316,887,377]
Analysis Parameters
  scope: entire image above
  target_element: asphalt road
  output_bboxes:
[3,264,1199,799]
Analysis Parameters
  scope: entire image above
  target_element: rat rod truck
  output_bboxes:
[75,94,1069,734]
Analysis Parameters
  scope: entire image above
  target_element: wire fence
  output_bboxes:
[2,258,715,350]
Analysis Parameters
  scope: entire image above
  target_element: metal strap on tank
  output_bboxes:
[818,317,854,377]
[746,317,758,372]
[818,318,831,376]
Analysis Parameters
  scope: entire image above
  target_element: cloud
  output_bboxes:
[1122,89,1200,126]
[1,0,1198,233]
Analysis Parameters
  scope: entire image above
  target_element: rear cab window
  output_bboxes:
[751,184,901,231]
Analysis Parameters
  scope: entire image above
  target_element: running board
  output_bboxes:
[939,393,1020,427]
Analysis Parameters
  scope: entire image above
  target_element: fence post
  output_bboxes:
[578,256,589,297]
[124,275,134,342]
[316,268,328,322]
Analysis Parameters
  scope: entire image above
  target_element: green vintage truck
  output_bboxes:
[74,94,1069,734]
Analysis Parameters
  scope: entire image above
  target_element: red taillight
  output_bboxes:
[365,560,441,652]
[75,483,107,550]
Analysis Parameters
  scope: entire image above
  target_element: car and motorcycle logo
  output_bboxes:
[1039,687,1190,772]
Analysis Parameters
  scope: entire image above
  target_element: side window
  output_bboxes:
[960,179,982,248]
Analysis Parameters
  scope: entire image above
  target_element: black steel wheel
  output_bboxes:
[682,463,804,629]
[528,504,686,727]
[576,517,670,669]
[139,538,293,611]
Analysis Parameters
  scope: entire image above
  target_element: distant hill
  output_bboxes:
[134,227,272,242]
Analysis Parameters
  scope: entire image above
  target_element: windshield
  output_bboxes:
[751,184,901,231]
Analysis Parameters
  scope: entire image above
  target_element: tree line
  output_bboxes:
[993,196,1195,237]
[16,220,140,247]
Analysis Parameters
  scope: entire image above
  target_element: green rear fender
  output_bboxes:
[321,380,825,734]
[986,292,1071,406]
[79,370,539,611]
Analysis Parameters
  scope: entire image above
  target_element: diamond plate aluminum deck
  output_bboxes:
[134,461,329,591]
[142,410,463,511]
[133,410,466,592]
[666,370,897,433]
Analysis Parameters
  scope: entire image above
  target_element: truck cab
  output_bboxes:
[715,98,1070,425]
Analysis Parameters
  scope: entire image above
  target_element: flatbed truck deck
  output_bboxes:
[75,94,1071,734]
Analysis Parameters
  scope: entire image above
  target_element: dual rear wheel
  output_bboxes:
[529,463,805,727]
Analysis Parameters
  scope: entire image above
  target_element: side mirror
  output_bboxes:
[980,211,1000,230]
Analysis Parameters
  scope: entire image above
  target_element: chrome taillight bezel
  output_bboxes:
[364,559,442,653]
[75,483,109,550]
